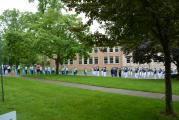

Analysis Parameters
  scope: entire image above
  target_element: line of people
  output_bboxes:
[0,64,56,76]
[92,67,107,76]
[1,64,177,79]
[122,67,165,79]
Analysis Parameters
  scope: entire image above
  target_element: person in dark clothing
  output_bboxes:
[114,68,118,77]
[111,68,114,77]
[118,68,122,77]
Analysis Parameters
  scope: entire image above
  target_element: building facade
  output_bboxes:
[50,47,176,71]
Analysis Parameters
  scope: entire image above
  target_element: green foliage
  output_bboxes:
[0,9,37,64]
[32,8,90,65]
[62,0,179,47]
[0,38,3,64]
[0,9,39,65]
[4,31,38,64]
[29,0,63,14]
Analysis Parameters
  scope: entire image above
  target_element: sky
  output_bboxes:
[0,0,37,14]
[0,0,103,33]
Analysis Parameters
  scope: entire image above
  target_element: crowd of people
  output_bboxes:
[84,67,177,79]
[120,67,165,79]
[0,64,177,79]
[0,64,56,76]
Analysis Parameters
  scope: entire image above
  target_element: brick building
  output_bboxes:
[50,47,176,71]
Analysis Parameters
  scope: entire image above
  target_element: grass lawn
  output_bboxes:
[0,77,179,120]
[26,74,179,95]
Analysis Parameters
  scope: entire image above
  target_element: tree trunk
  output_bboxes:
[55,56,60,75]
[163,45,174,115]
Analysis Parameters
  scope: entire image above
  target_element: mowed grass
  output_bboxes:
[26,75,179,95]
[0,77,179,120]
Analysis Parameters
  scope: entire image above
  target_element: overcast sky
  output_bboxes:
[0,0,37,14]
[0,0,103,33]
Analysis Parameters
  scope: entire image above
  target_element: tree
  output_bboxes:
[32,9,90,74]
[61,0,179,115]
[28,0,61,14]
[0,9,39,65]
[131,42,179,77]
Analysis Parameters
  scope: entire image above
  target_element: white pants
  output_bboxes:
[154,73,157,79]
[125,72,128,78]
[101,71,104,76]
[97,71,100,76]
[147,72,151,78]
[135,73,138,78]
[103,72,106,77]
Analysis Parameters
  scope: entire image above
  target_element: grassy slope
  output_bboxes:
[0,77,179,120]
[26,75,179,95]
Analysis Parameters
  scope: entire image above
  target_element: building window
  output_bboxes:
[115,47,119,52]
[79,56,82,64]
[115,56,119,63]
[89,57,93,64]
[103,47,108,52]
[104,57,108,64]
[109,48,113,52]
[94,48,98,53]
[70,59,73,64]
[84,57,88,64]
[94,57,98,64]
[110,56,114,64]
[126,57,130,63]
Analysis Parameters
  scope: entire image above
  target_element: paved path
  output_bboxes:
[25,78,179,101]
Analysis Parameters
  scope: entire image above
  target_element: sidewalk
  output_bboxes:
[25,77,179,101]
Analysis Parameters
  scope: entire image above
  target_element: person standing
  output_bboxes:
[153,68,157,79]
[83,68,88,76]
[17,65,21,76]
[114,67,118,77]
[7,65,11,74]
[135,68,139,78]
[124,67,128,78]
[36,64,41,74]
[3,65,8,75]
[111,67,114,77]
[158,68,162,79]
[47,66,51,74]
[101,67,104,76]
[66,67,69,75]
[93,67,96,76]
[103,67,107,77]
[147,68,151,78]
[118,68,122,77]
[143,68,146,78]
[29,65,34,75]
[40,66,43,74]
[96,67,100,76]
[25,66,28,75]
[45,67,48,74]
[74,68,78,75]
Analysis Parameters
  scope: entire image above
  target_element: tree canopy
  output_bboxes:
[0,9,39,65]
[31,8,90,74]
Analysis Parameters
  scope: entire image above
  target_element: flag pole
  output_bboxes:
[1,65,4,102]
